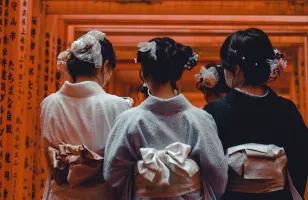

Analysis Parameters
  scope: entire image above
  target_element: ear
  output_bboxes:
[103,60,110,70]
[234,64,241,75]
[63,64,69,74]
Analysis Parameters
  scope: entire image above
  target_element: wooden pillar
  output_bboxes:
[0,0,60,199]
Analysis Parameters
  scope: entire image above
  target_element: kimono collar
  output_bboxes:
[139,94,193,113]
[59,81,105,98]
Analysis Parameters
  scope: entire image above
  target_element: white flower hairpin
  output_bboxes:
[57,49,71,71]
[137,41,157,60]
[195,66,219,89]
[70,30,106,68]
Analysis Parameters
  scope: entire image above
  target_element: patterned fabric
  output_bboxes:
[47,143,104,187]
[227,143,287,193]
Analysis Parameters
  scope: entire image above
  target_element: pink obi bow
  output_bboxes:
[137,142,199,186]
[47,143,104,187]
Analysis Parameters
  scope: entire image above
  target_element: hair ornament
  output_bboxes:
[195,66,219,88]
[57,49,71,71]
[267,49,287,82]
[184,52,198,70]
[229,48,237,55]
[70,30,106,68]
[137,41,157,60]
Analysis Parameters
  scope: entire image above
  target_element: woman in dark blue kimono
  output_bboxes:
[205,28,307,200]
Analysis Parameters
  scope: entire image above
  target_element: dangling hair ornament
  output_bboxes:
[57,49,71,71]
[195,66,219,89]
[184,52,198,70]
[137,41,157,60]
[70,30,106,68]
[267,49,287,82]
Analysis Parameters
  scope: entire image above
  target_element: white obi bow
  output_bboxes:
[137,142,199,186]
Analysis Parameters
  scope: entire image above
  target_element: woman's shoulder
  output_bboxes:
[117,105,147,121]
[97,93,133,107]
[179,106,217,131]
[275,95,305,122]
[41,92,60,108]
[204,98,230,115]
[276,95,298,110]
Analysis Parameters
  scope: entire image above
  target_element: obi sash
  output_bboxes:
[226,143,287,193]
[135,142,201,198]
[47,143,104,187]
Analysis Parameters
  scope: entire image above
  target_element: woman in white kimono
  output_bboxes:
[41,30,132,200]
[104,37,228,200]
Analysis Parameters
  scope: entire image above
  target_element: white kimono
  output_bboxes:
[41,81,131,200]
[104,94,228,200]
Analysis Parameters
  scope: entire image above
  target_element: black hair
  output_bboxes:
[67,38,116,82]
[198,63,230,94]
[136,37,197,90]
[140,84,149,98]
[220,28,275,85]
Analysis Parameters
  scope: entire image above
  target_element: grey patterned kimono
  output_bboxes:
[104,94,228,200]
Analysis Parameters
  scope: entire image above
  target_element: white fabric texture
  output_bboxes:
[41,81,131,200]
[104,94,228,200]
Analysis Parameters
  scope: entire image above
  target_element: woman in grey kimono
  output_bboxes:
[41,30,132,200]
[104,37,228,200]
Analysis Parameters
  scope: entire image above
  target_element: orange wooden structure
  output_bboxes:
[0,0,308,199]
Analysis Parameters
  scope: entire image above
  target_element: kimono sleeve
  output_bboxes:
[103,112,142,196]
[190,112,228,199]
[282,100,308,197]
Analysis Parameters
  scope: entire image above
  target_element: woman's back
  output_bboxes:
[104,94,228,200]
[205,88,308,199]
[41,81,130,200]
[41,81,130,152]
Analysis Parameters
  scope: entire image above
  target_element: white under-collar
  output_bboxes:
[140,93,193,113]
[234,87,269,98]
[59,81,105,98]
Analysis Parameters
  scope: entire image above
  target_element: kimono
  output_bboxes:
[41,81,131,200]
[205,88,308,200]
[104,94,228,200]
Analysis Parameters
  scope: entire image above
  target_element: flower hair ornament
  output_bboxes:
[57,49,71,71]
[267,49,287,82]
[70,30,106,68]
[184,52,198,70]
[137,41,157,60]
[195,66,219,89]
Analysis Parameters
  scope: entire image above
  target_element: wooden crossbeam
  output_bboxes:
[42,0,308,15]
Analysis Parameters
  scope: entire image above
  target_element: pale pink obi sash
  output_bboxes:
[47,143,104,187]
[135,142,201,198]
[227,143,287,193]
